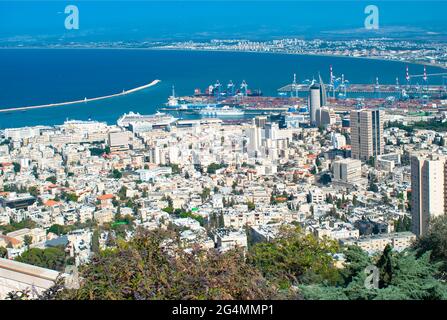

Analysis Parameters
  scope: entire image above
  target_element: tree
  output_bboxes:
[46,176,57,184]
[167,163,180,174]
[218,212,225,228]
[394,216,412,232]
[13,162,21,173]
[414,215,447,278]
[368,183,379,193]
[206,163,226,174]
[200,187,211,202]
[32,166,39,179]
[247,201,256,211]
[43,229,298,300]
[0,246,7,258]
[28,186,39,197]
[15,247,66,272]
[319,173,332,185]
[376,244,394,288]
[352,195,358,207]
[300,246,447,300]
[248,226,341,287]
[0,218,36,233]
[23,235,33,248]
[112,169,122,179]
[48,224,70,236]
[162,207,174,214]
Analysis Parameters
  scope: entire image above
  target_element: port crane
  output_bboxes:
[328,65,336,98]
[240,80,248,97]
[374,77,381,99]
[213,80,222,99]
[227,80,235,96]
[337,74,350,99]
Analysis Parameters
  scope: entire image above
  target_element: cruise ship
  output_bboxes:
[117,111,178,128]
[199,105,244,117]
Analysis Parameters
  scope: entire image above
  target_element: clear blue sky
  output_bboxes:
[1,1,446,41]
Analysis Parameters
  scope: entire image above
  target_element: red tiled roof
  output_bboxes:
[0,162,13,167]
[0,235,21,246]
[45,200,60,207]
[97,194,114,201]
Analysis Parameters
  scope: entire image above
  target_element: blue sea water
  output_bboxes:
[0,49,445,129]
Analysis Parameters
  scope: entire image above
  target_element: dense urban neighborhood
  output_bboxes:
[1,91,447,299]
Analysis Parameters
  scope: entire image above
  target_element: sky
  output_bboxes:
[1,1,447,42]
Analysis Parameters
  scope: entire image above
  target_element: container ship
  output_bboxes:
[194,80,262,97]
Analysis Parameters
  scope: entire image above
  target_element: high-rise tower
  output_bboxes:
[309,83,321,126]
[411,153,447,236]
[350,109,384,161]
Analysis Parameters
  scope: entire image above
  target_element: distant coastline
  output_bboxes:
[2,46,446,71]
[0,79,161,113]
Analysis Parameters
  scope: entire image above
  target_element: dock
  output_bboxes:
[0,80,161,113]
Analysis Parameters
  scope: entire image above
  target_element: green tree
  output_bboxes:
[112,169,122,179]
[13,162,21,173]
[48,224,67,236]
[414,215,447,278]
[200,187,211,202]
[91,229,100,254]
[206,163,226,174]
[28,186,39,197]
[43,229,298,300]
[15,247,66,272]
[368,183,379,193]
[376,244,394,288]
[352,195,358,207]
[247,201,256,211]
[300,245,447,300]
[319,173,332,185]
[23,235,33,248]
[46,176,57,184]
[248,226,341,287]
[0,218,36,233]
[0,246,7,258]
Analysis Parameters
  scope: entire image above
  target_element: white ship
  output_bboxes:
[117,111,178,128]
[199,105,244,117]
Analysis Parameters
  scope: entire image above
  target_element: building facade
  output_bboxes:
[350,109,384,161]
[411,153,447,236]
[309,84,321,126]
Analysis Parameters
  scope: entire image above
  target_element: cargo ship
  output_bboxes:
[194,80,262,97]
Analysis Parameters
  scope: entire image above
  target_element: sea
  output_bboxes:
[0,49,445,129]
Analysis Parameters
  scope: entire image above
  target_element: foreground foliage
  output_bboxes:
[414,216,447,279]
[6,219,447,300]
[15,247,67,272]
[46,229,299,300]
[300,245,447,300]
[248,226,341,286]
